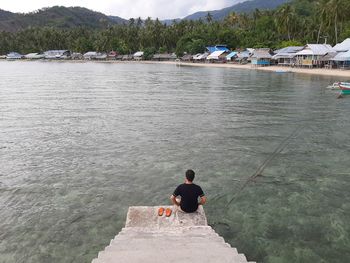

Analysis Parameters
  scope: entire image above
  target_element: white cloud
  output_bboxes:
[0,0,242,19]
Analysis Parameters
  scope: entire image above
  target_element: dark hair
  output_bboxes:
[185,169,195,182]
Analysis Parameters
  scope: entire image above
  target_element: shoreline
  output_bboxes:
[1,59,349,78]
[144,61,350,79]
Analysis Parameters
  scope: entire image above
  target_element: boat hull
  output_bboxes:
[341,89,350,95]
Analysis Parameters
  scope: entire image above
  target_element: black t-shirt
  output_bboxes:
[173,183,204,213]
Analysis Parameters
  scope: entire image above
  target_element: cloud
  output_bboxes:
[0,0,239,19]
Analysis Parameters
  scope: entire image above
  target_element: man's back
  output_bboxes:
[173,183,204,213]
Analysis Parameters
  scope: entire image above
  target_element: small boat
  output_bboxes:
[327,82,342,89]
[275,69,291,73]
[327,82,350,90]
[340,83,350,95]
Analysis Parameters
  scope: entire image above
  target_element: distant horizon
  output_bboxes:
[0,0,244,20]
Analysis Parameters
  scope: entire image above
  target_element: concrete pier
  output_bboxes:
[92,206,255,263]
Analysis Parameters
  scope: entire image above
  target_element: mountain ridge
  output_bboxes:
[0,1,290,32]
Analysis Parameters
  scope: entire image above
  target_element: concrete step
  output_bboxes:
[96,249,248,263]
[91,206,255,263]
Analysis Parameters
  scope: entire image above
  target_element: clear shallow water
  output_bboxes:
[0,61,349,263]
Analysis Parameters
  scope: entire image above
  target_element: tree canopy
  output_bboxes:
[0,0,349,55]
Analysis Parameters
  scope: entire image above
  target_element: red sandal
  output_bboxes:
[165,208,172,217]
[158,207,164,216]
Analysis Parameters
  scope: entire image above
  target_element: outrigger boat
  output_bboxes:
[327,82,350,90]
[339,83,350,95]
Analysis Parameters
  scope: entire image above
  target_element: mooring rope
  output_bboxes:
[224,125,305,206]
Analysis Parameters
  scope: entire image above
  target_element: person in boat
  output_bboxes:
[170,169,206,213]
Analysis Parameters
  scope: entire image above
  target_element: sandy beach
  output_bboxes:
[140,61,350,79]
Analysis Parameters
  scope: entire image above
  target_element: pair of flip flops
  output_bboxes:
[158,207,172,217]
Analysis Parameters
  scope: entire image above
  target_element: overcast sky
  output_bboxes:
[0,0,244,19]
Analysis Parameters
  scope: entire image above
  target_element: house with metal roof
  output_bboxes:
[333,38,350,52]
[332,50,350,69]
[331,38,350,69]
[44,50,71,59]
[250,48,273,67]
[207,50,230,62]
[295,44,336,68]
[180,54,193,62]
[152,53,177,61]
[6,52,23,59]
[226,51,238,62]
[107,51,118,60]
[83,51,107,60]
[206,45,230,54]
[24,53,45,59]
[272,46,304,66]
[133,51,144,61]
[192,53,208,62]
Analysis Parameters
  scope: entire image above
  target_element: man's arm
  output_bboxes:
[198,195,206,206]
[170,195,180,206]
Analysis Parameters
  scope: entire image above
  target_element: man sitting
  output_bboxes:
[170,169,206,213]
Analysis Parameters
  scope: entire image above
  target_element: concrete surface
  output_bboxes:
[91,206,255,263]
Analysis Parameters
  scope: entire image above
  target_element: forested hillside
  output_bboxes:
[0,6,125,32]
[0,0,349,55]
[183,0,290,21]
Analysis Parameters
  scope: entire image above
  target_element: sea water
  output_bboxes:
[0,61,349,263]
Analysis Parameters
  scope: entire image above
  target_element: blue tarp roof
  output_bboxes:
[206,45,230,53]
[226,52,237,58]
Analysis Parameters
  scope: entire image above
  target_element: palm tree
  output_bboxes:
[275,4,297,41]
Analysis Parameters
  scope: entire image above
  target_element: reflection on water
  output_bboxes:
[0,61,349,263]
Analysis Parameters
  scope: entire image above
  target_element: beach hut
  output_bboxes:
[295,44,336,68]
[235,50,251,64]
[44,50,71,59]
[152,53,177,61]
[332,38,350,69]
[207,50,229,62]
[71,52,83,60]
[133,51,144,61]
[6,52,23,59]
[83,52,107,60]
[107,51,117,60]
[24,53,45,59]
[192,53,208,63]
[226,51,238,62]
[250,48,273,67]
[333,38,350,52]
[116,55,123,60]
[272,46,304,66]
[332,50,350,69]
[181,54,193,62]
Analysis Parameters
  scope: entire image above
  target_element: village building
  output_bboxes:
[6,52,23,59]
[226,51,238,62]
[24,53,45,59]
[207,50,230,62]
[295,44,336,68]
[71,52,83,60]
[83,52,107,60]
[152,53,177,61]
[180,53,193,62]
[332,38,350,69]
[107,51,117,60]
[116,55,123,60]
[272,46,304,66]
[133,51,144,61]
[44,50,71,59]
[250,48,273,67]
[235,50,251,64]
[192,53,208,63]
